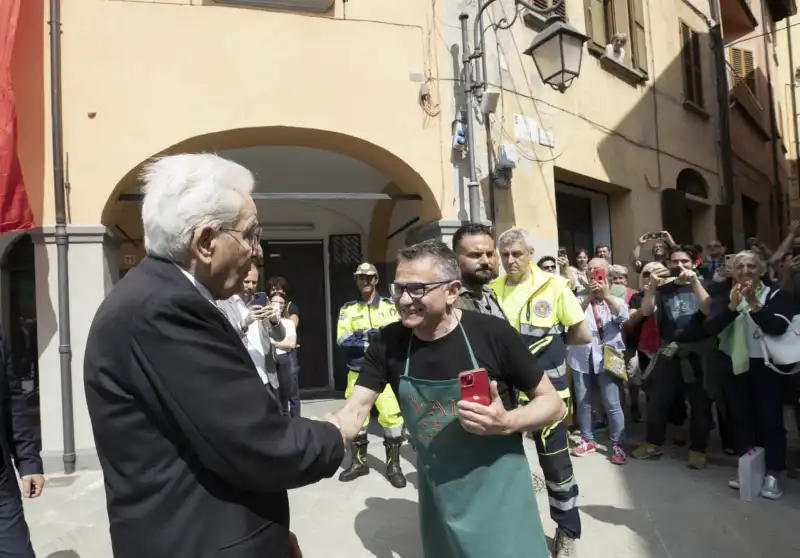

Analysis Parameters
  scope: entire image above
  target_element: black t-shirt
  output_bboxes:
[356,311,545,409]
[657,283,702,343]
[626,292,645,349]
[286,302,299,318]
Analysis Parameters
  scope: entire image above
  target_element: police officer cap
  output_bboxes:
[354,262,378,276]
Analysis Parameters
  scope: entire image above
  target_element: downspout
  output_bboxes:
[761,2,783,241]
[786,21,800,224]
[48,0,75,474]
[709,0,736,247]
[476,0,497,233]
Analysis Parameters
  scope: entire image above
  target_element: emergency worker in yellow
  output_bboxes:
[336,263,406,488]
[490,228,591,558]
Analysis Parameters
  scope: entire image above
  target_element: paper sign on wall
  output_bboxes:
[513,113,538,144]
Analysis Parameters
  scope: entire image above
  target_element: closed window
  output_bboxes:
[730,47,757,99]
[680,22,703,107]
[583,0,648,75]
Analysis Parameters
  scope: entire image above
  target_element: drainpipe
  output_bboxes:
[460,13,482,223]
[761,2,784,241]
[709,0,736,247]
[49,0,75,475]
[786,21,800,224]
[476,1,497,234]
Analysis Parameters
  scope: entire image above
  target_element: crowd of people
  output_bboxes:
[3,152,797,558]
[533,226,800,503]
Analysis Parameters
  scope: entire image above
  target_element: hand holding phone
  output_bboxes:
[459,369,491,406]
[558,247,567,258]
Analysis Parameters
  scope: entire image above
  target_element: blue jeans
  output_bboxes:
[572,366,625,444]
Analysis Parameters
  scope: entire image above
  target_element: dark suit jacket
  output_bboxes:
[84,257,344,558]
[0,326,42,495]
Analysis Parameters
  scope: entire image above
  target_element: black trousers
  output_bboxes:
[0,471,35,558]
[639,351,687,427]
[645,353,713,452]
[723,358,787,472]
[276,351,301,417]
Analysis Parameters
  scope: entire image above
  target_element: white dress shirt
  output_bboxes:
[231,295,269,384]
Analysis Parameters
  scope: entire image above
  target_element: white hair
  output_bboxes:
[140,154,254,261]
[497,227,535,251]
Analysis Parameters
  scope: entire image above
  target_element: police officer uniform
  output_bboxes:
[336,263,406,488]
[489,264,585,551]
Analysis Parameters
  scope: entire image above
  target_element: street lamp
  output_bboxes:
[462,0,589,223]
[472,0,588,92]
[523,17,589,92]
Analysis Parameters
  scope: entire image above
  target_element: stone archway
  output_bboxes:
[101,126,442,391]
[102,126,442,228]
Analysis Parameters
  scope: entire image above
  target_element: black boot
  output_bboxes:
[384,436,407,488]
[339,433,370,482]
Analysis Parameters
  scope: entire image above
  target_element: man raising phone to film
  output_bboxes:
[327,240,564,558]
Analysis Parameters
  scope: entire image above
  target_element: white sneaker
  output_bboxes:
[760,475,783,500]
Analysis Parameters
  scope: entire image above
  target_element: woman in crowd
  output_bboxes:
[704,250,793,499]
[569,249,591,297]
[568,258,629,464]
[270,293,300,417]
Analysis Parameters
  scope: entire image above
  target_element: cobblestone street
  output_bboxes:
[24,399,800,558]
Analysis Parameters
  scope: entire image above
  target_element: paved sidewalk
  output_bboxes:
[24,399,800,557]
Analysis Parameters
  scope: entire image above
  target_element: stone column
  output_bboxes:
[34,225,120,473]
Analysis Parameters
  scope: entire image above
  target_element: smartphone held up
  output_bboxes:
[253,292,268,307]
[459,369,491,406]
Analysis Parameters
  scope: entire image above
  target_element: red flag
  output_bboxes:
[0,0,34,234]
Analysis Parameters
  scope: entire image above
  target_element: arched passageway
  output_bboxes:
[103,127,441,391]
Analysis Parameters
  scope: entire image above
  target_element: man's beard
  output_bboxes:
[464,268,493,286]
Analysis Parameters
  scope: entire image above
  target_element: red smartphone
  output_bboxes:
[593,268,607,283]
[459,369,491,406]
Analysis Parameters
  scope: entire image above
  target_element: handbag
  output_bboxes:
[751,289,800,375]
[591,300,628,381]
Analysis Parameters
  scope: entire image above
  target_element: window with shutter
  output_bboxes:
[680,22,703,107]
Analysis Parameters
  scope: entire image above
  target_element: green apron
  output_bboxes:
[399,321,549,558]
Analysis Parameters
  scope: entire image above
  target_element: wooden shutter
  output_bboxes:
[743,49,756,97]
[534,0,567,20]
[584,0,607,48]
[691,31,703,106]
[731,47,756,97]
[680,22,695,102]
[628,0,648,74]
[680,22,703,106]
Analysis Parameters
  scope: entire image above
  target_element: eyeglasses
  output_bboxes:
[642,271,651,279]
[389,280,454,300]
[221,226,262,251]
[541,265,556,272]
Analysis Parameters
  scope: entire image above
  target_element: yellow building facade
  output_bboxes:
[11,0,730,471]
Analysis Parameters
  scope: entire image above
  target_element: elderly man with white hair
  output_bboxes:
[84,154,345,558]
